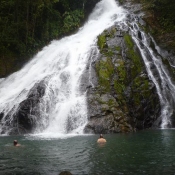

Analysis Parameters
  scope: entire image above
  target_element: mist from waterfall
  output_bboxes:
[0,0,126,136]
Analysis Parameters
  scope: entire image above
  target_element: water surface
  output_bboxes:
[1,129,175,175]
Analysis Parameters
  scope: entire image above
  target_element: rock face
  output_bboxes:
[84,25,161,134]
[0,81,46,135]
[14,81,46,133]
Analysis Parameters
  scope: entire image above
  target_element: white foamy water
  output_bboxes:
[0,0,127,136]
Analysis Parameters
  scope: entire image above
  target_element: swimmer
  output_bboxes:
[97,134,106,143]
[13,140,21,147]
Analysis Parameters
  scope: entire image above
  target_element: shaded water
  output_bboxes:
[1,130,175,175]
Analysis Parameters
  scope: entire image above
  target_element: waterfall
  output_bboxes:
[0,0,126,135]
[128,17,175,128]
[1,0,174,135]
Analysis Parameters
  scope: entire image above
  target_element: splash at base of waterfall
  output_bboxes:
[26,132,93,140]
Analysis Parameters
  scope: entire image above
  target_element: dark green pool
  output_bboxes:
[1,129,175,175]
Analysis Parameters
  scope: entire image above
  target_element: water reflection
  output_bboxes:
[161,129,173,147]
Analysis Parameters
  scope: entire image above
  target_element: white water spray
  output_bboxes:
[0,0,126,135]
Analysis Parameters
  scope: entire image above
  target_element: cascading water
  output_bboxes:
[0,0,174,135]
[127,17,175,128]
[0,0,126,135]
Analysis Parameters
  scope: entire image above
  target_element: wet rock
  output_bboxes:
[3,80,47,135]
[84,115,115,134]
[0,112,4,121]
[15,81,46,133]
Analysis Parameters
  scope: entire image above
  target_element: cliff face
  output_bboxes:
[84,25,160,134]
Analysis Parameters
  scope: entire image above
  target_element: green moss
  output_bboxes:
[96,29,151,111]
[113,59,127,104]
[104,49,114,57]
[115,46,121,52]
[96,57,114,92]
[116,60,127,82]
[114,80,125,95]
[124,34,134,48]
[97,34,107,51]
[124,34,142,78]
[131,75,152,105]
[97,26,124,69]
[108,99,115,106]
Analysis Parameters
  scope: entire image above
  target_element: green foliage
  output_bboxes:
[63,10,84,33]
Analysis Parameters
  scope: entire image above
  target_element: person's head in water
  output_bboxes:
[13,140,21,146]
[100,134,103,138]
[14,140,18,146]
[97,134,106,143]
